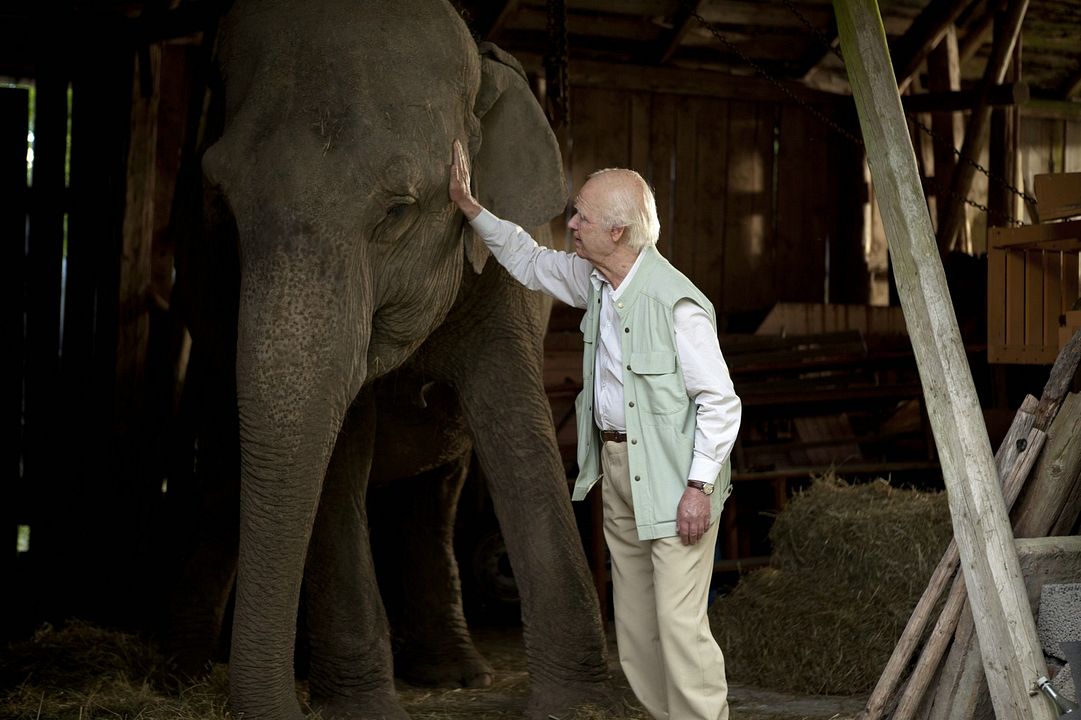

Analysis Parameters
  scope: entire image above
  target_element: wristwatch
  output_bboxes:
[688,480,715,495]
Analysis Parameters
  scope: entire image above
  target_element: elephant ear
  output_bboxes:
[467,41,567,274]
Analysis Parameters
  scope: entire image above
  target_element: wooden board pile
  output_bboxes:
[859,331,1081,719]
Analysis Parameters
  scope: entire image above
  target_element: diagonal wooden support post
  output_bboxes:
[832,2,1052,719]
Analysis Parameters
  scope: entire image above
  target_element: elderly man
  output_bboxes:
[448,140,740,720]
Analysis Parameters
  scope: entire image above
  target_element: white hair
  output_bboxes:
[587,168,660,251]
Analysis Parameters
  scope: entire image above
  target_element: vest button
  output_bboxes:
[634,475,641,481]
[624,327,630,333]
[626,364,631,370]
[628,401,635,407]
[631,439,637,445]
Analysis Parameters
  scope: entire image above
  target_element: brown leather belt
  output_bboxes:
[600,430,627,443]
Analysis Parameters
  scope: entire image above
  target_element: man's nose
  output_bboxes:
[568,214,579,230]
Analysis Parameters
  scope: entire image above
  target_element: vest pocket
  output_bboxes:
[628,351,684,414]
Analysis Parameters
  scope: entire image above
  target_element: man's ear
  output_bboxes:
[610,226,626,244]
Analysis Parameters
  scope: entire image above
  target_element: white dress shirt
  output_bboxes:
[470,209,741,484]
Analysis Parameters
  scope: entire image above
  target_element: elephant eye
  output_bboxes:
[374,196,416,242]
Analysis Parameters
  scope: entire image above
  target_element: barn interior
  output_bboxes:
[2,1,1081,718]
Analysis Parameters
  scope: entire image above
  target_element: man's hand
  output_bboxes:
[677,487,711,546]
[449,139,482,220]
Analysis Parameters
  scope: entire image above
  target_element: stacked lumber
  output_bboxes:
[860,330,1081,719]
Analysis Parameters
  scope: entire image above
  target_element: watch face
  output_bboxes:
[702,484,714,495]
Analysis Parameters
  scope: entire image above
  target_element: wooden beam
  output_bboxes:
[926,26,964,244]
[891,0,973,92]
[833,2,1052,719]
[959,0,1000,64]
[936,0,1028,254]
[901,81,1028,113]
[988,28,1021,228]
[652,0,702,65]
[513,51,841,104]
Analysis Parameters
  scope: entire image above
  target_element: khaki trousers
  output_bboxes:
[601,440,729,720]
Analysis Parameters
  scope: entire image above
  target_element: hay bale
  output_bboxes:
[710,475,952,695]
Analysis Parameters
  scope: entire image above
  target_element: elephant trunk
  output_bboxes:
[228,248,370,718]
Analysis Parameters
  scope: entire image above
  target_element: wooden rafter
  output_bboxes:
[901,81,1028,113]
[936,0,1029,254]
[891,0,976,92]
[959,0,1000,63]
[652,0,702,65]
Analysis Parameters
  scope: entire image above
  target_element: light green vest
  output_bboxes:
[570,246,732,540]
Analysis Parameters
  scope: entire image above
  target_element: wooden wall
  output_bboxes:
[566,86,868,330]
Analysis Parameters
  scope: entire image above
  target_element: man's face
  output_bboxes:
[568,178,618,265]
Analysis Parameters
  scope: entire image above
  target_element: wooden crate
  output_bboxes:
[988,221,1081,364]
[989,173,1081,365]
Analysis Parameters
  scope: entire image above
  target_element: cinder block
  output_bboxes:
[1037,583,1081,660]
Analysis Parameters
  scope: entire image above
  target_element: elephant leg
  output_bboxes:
[303,392,409,720]
[369,453,494,689]
[451,346,615,719]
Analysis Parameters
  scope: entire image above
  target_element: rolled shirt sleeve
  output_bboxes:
[673,299,742,484]
[469,209,593,309]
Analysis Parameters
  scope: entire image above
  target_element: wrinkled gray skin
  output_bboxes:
[182,1,611,718]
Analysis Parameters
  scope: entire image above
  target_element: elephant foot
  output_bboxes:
[394,641,494,688]
[525,679,621,720]
[310,688,411,720]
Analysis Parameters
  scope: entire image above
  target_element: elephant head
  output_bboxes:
[196,0,572,717]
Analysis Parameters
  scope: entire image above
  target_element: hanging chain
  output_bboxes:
[771,0,1034,221]
[908,114,1036,212]
[777,0,844,63]
[690,10,864,147]
[544,0,570,130]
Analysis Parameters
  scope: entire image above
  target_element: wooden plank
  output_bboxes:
[723,100,765,313]
[1064,253,1079,313]
[988,245,1007,357]
[987,218,1081,249]
[1034,172,1081,220]
[834,2,1051,718]
[697,96,728,311]
[671,94,698,292]
[0,86,29,617]
[775,105,826,303]
[1044,252,1062,355]
[1024,251,1044,347]
[649,93,676,259]
[629,91,650,177]
[1005,249,1025,345]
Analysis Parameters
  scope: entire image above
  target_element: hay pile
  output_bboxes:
[0,620,235,719]
[0,621,645,720]
[709,474,953,695]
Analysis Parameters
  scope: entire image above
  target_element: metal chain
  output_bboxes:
[777,0,844,63]
[772,0,1034,220]
[909,114,1036,212]
[690,11,864,147]
[544,0,570,129]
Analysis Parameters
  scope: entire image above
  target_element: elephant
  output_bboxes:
[165,0,613,718]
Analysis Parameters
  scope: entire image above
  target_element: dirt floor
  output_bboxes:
[398,624,867,720]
